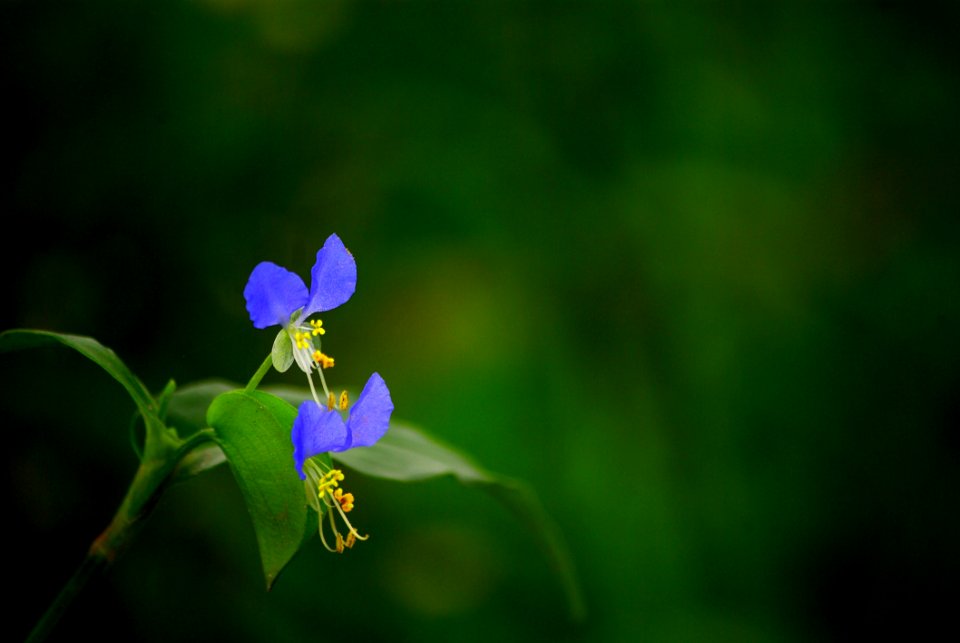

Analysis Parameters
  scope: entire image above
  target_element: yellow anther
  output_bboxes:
[334,488,355,513]
[339,390,349,411]
[327,392,336,410]
[312,351,334,369]
[294,331,312,350]
[317,481,335,498]
[317,469,344,499]
[345,531,356,548]
[310,319,326,336]
[335,533,345,554]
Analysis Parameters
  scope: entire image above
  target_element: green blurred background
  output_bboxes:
[2,1,958,641]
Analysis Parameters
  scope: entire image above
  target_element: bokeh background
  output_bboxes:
[2,2,958,641]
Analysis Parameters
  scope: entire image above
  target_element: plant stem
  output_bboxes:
[26,429,215,643]
[25,551,108,643]
[246,353,273,392]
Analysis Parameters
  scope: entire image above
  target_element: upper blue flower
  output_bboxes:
[244,234,357,375]
[244,233,357,330]
[292,372,394,479]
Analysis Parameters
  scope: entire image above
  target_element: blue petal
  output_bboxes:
[291,401,349,479]
[303,234,357,317]
[345,373,393,449]
[244,262,308,329]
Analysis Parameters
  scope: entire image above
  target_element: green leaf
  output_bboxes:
[0,329,157,422]
[156,379,177,421]
[206,389,310,589]
[335,423,586,620]
[174,441,227,480]
[166,379,235,434]
[185,380,583,615]
[334,422,484,482]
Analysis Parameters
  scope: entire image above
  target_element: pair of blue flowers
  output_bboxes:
[243,234,393,482]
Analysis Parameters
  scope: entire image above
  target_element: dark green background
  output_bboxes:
[3,2,958,641]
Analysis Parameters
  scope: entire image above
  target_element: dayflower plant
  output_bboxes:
[243,233,393,552]
[2,233,582,639]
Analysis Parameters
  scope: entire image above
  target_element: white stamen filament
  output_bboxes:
[314,359,332,401]
[306,369,325,408]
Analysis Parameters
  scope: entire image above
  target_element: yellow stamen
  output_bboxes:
[339,390,349,411]
[313,467,367,554]
[294,331,312,350]
[327,392,336,410]
[316,469,344,499]
[333,488,355,513]
[312,351,334,369]
[310,319,326,336]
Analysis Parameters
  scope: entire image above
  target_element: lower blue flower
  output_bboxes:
[291,372,393,553]
[292,372,393,478]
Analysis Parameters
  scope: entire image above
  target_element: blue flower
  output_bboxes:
[291,373,394,553]
[291,372,393,479]
[244,233,356,375]
[243,232,357,421]
[244,233,356,330]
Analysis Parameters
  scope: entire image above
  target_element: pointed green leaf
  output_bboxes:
[335,422,586,620]
[206,389,309,588]
[0,329,157,422]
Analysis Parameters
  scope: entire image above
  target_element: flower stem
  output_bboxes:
[26,428,215,642]
[246,353,273,392]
